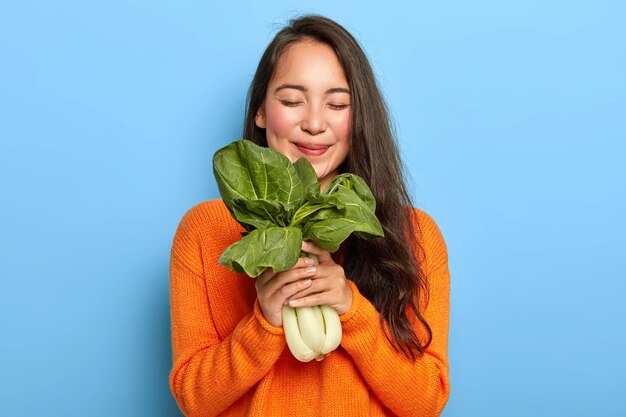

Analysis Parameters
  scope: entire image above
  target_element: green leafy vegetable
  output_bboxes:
[213,139,384,277]
[219,227,302,277]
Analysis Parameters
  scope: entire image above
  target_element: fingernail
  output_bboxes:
[289,299,300,307]
[302,279,312,286]
[303,258,314,265]
[305,267,316,274]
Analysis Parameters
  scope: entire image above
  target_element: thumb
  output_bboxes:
[301,241,333,264]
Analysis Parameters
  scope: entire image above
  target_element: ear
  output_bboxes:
[255,106,266,129]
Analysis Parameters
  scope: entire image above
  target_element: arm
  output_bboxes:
[168,208,286,417]
[339,212,450,416]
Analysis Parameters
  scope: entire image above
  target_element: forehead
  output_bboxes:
[270,40,349,87]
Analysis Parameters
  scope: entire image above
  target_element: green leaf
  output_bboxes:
[218,227,303,277]
[300,218,356,252]
[213,140,305,210]
[293,158,320,200]
[301,185,383,250]
[231,199,291,231]
[212,140,384,277]
[289,195,341,228]
[323,173,376,212]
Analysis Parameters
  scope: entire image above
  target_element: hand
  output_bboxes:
[255,255,317,327]
[255,241,353,327]
[286,241,353,314]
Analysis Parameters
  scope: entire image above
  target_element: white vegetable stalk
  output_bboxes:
[282,254,342,362]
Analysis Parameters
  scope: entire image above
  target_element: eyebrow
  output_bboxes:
[274,84,351,95]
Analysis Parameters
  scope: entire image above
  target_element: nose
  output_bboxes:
[301,106,327,135]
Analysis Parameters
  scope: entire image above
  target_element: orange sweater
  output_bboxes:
[169,199,450,417]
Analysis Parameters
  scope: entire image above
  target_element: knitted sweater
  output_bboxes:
[169,199,450,417]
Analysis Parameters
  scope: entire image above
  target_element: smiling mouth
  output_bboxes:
[294,142,330,156]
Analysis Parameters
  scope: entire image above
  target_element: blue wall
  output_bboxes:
[1,1,624,416]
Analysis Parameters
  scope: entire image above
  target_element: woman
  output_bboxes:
[169,15,450,417]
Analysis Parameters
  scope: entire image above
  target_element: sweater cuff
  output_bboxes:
[340,280,373,322]
[337,280,384,358]
[340,280,380,331]
[253,299,285,336]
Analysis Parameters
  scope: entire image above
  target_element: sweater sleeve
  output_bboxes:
[168,206,286,417]
[339,210,451,417]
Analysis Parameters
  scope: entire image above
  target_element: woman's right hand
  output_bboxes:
[255,257,317,327]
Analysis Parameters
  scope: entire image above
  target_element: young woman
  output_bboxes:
[169,15,450,417]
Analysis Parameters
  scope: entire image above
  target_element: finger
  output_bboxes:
[286,264,351,308]
[287,278,331,301]
[262,265,317,297]
[287,264,348,300]
[256,257,315,288]
[286,292,326,308]
[287,284,351,314]
[301,241,333,264]
[256,268,276,289]
[274,278,314,306]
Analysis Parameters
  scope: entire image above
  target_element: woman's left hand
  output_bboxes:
[286,241,353,315]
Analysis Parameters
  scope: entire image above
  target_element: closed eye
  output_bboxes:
[279,100,303,107]
[328,103,350,110]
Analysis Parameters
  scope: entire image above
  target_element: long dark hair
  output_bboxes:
[243,15,431,359]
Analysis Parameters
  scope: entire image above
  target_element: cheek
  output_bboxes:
[329,111,352,142]
[264,102,298,137]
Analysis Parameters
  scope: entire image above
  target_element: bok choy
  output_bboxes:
[213,139,383,361]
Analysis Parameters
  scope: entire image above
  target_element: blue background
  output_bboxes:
[1,1,625,416]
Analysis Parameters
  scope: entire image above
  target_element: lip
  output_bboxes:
[293,142,331,157]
